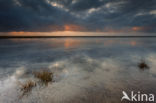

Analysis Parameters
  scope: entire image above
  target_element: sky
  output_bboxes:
[0,0,156,36]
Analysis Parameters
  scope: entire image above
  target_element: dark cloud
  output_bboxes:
[0,0,156,33]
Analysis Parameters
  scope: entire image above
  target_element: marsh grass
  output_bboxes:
[20,80,36,98]
[19,70,53,98]
[138,60,149,70]
[34,70,53,85]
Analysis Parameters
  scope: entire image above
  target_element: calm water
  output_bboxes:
[0,38,156,103]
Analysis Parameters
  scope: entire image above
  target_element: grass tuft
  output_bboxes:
[138,60,149,70]
[34,70,53,85]
[20,80,36,97]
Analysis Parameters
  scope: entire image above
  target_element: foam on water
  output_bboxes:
[0,54,156,103]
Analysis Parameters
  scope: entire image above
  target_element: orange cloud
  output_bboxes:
[9,31,34,36]
[64,24,86,31]
[132,26,151,32]
[132,27,143,31]
[103,27,129,33]
[10,31,25,35]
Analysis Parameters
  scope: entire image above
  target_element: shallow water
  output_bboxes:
[0,38,156,103]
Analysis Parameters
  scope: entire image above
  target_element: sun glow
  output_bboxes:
[64,24,86,31]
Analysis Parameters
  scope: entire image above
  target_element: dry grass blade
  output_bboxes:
[20,80,36,98]
[34,70,53,85]
[138,60,149,70]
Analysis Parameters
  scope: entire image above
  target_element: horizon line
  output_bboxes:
[0,35,156,39]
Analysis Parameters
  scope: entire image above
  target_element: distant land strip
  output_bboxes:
[0,36,156,39]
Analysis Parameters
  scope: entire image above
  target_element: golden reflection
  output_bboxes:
[130,41,137,46]
[7,37,141,50]
[64,39,83,48]
[103,40,139,47]
[9,38,35,42]
[104,40,115,46]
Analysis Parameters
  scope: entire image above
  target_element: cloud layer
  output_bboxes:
[0,0,156,33]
